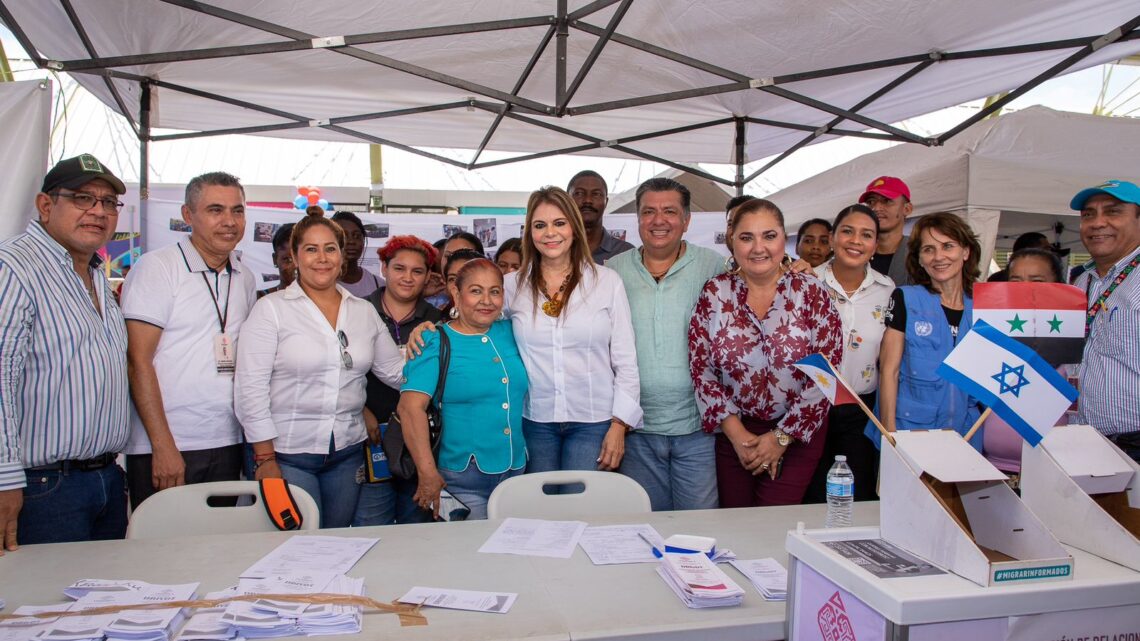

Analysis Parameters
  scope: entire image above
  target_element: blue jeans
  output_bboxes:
[352,480,396,526]
[277,441,362,529]
[523,419,611,473]
[20,464,128,544]
[620,430,718,512]
[394,478,433,524]
[439,462,524,520]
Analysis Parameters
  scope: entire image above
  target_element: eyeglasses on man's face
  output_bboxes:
[56,191,125,214]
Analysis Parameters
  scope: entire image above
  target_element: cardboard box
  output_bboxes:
[1021,424,1140,572]
[879,430,1073,587]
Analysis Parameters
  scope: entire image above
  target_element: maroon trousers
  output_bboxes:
[715,415,826,507]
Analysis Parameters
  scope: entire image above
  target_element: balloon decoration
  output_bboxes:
[294,186,333,211]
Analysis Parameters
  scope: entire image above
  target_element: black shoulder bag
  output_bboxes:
[382,329,450,480]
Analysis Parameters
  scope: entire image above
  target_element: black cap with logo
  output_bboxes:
[41,154,126,195]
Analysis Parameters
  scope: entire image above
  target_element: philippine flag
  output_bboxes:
[972,282,1086,367]
[792,354,860,406]
[937,320,1078,447]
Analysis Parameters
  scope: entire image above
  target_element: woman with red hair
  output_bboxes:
[355,235,443,525]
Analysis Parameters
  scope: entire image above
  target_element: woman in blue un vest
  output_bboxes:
[868,212,984,450]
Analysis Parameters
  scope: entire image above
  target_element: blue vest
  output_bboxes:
[866,286,982,450]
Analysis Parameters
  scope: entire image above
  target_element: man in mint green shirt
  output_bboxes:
[608,178,724,511]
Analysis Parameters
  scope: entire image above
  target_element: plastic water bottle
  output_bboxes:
[825,455,854,528]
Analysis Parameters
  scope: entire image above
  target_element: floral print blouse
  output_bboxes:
[688,271,843,442]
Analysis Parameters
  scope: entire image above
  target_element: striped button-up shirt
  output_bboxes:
[1074,243,1140,437]
[0,221,129,490]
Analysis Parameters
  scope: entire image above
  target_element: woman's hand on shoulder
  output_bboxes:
[405,321,440,359]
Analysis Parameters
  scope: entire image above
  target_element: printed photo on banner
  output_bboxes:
[169,218,192,233]
[714,231,727,245]
[363,223,389,239]
[442,224,467,238]
[253,221,278,243]
[608,228,627,241]
[474,218,497,248]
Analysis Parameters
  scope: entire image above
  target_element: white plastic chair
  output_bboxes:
[486,471,651,520]
[126,481,320,539]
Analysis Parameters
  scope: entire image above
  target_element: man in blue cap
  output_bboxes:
[1070,180,1140,461]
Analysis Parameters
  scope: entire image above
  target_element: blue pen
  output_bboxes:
[637,531,663,558]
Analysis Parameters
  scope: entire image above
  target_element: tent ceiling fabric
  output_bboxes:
[3,1,1140,180]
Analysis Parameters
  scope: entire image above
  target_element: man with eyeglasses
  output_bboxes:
[0,154,130,551]
[120,172,257,509]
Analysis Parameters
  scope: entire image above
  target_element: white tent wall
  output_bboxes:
[142,203,733,289]
[0,78,51,242]
[767,107,1140,267]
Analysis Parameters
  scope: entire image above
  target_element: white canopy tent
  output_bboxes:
[765,106,1140,269]
[3,1,1139,191]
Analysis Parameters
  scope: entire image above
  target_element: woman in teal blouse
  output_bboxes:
[397,258,528,520]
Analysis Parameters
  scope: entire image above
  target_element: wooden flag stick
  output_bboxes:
[825,357,895,447]
[963,407,992,442]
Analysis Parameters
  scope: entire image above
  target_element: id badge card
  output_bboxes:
[214,333,236,373]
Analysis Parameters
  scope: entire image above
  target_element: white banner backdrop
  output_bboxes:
[0,79,52,242]
[144,201,734,289]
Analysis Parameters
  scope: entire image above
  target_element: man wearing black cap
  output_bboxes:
[0,154,131,552]
[859,176,914,285]
[567,170,634,264]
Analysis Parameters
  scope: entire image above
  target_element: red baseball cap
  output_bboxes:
[859,176,910,203]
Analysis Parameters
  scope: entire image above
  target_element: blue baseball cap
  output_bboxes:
[1069,179,1140,210]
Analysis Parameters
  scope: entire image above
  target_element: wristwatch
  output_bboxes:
[772,428,793,447]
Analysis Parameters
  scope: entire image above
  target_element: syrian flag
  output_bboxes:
[792,354,859,406]
[938,320,1078,447]
[972,282,1085,367]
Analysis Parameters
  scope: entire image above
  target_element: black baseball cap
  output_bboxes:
[41,154,126,195]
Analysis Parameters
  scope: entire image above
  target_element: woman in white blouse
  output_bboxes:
[235,215,404,528]
[508,186,641,472]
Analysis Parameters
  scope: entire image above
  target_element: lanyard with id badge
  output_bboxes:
[179,245,236,373]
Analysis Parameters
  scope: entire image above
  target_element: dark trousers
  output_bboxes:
[20,463,128,544]
[126,444,243,510]
[716,415,826,508]
[804,393,880,503]
[1109,432,1140,464]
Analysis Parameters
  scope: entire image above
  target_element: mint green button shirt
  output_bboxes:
[607,243,725,435]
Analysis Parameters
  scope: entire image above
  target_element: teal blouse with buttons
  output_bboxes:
[401,320,529,474]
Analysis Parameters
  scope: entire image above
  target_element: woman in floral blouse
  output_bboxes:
[689,199,843,507]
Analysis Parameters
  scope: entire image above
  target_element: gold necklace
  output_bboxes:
[540,273,570,317]
[642,242,684,281]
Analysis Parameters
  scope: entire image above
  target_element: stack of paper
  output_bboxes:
[729,558,788,601]
[220,572,364,638]
[655,552,745,608]
[173,588,239,641]
[0,604,72,641]
[31,581,199,641]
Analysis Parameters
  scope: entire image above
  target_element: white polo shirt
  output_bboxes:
[815,261,895,395]
[121,240,257,454]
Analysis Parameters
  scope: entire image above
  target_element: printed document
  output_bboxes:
[398,587,517,614]
[240,536,378,578]
[478,518,587,558]
[577,524,664,565]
